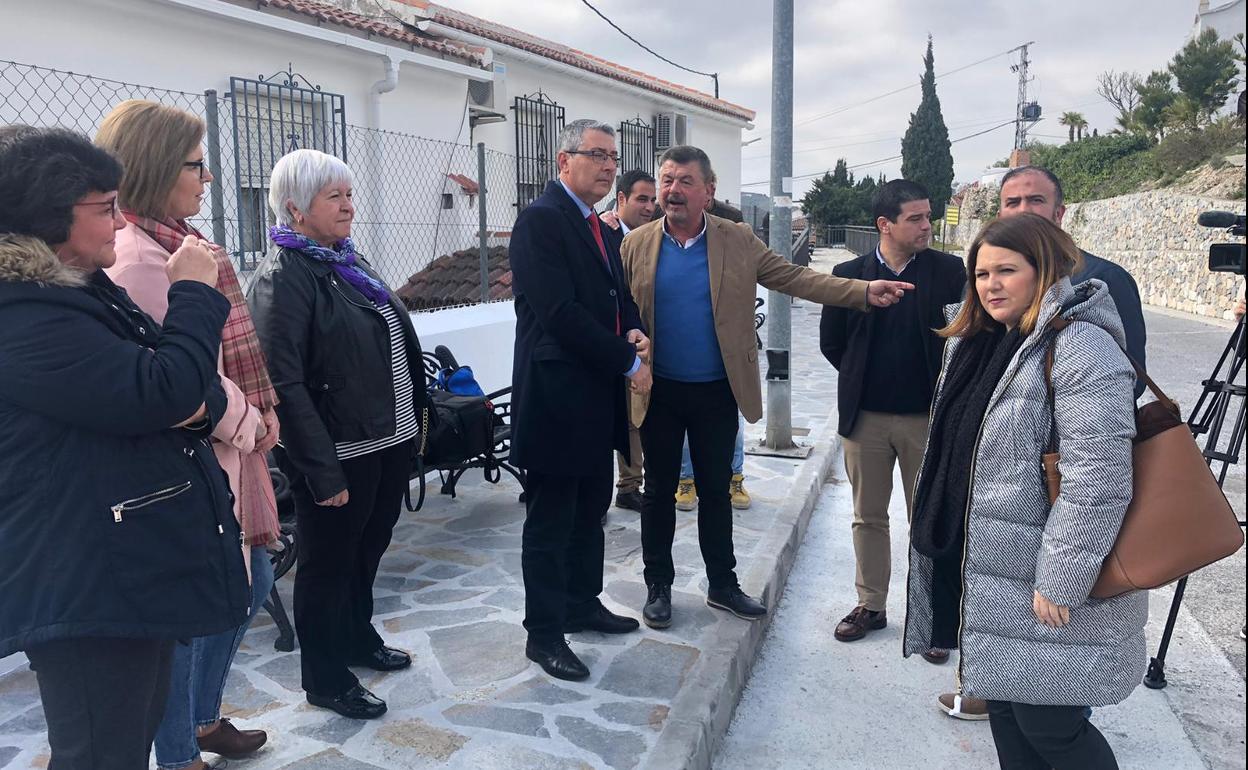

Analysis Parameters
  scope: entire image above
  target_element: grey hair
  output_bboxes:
[268,148,355,226]
[659,145,715,185]
[557,119,615,153]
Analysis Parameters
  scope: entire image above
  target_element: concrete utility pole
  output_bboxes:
[764,0,794,450]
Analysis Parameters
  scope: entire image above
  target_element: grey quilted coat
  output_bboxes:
[903,278,1148,708]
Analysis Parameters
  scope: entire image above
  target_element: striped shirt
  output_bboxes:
[334,302,420,460]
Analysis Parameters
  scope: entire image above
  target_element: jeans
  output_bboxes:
[26,636,175,770]
[154,544,275,769]
[986,700,1118,770]
[680,413,744,479]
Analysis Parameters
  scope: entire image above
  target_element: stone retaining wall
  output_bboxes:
[952,187,1244,320]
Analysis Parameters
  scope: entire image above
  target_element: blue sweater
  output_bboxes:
[653,233,726,382]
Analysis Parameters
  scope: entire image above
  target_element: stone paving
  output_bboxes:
[0,249,853,770]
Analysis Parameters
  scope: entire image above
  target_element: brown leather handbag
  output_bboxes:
[1042,319,1244,599]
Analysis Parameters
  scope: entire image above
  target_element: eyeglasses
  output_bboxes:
[73,196,119,217]
[566,149,620,166]
[182,159,209,182]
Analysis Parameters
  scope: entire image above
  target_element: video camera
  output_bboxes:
[1197,210,1246,276]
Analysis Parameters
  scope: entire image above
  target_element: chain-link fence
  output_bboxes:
[0,59,520,308]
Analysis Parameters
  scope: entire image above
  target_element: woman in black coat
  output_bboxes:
[0,126,249,770]
[248,149,428,721]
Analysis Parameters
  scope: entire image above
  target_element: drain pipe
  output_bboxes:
[366,56,399,284]
[368,55,399,129]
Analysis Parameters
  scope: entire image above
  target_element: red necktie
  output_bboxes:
[586,212,609,265]
[586,212,620,335]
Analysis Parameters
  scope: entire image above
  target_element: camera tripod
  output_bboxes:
[1144,291,1247,689]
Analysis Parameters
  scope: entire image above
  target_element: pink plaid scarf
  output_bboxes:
[124,212,280,546]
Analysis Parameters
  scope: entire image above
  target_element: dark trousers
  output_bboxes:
[26,636,175,770]
[521,469,611,643]
[291,440,410,696]
[987,700,1119,770]
[640,376,739,589]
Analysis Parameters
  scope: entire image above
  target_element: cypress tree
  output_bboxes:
[901,35,955,219]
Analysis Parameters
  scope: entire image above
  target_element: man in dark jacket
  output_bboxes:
[999,166,1147,395]
[819,180,965,654]
[510,119,651,681]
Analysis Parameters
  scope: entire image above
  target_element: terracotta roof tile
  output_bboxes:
[409,1,755,121]
[258,0,486,67]
[397,245,512,310]
[248,0,753,122]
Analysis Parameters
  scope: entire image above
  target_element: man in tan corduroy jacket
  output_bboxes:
[619,145,912,629]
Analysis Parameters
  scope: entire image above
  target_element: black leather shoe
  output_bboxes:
[564,604,640,634]
[525,639,590,681]
[348,645,411,671]
[614,490,643,511]
[306,684,387,719]
[706,586,767,620]
[643,584,672,629]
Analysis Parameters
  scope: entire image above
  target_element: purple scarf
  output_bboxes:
[268,225,391,305]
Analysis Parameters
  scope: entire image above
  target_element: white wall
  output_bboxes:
[471,54,747,207]
[412,302,516,394]
[0,0,472,138]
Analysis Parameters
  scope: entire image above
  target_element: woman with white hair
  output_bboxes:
[248,149,428,720]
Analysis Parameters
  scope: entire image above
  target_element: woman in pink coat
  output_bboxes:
[98,100,279,770]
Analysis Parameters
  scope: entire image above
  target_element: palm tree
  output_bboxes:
[1059,111,1079,142]
[1071,112,1089,140]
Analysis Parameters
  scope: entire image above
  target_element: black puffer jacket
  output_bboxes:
[247,247,428,501]
[0,235,250,657]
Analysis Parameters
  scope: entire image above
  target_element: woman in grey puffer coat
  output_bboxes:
[904,213,1145,770]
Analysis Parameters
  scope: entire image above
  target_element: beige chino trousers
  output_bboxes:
[841,410,930,612]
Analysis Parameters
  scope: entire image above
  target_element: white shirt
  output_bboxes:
[661,213,709,250]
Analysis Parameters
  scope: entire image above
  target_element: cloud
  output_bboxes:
[443,0,1206,196]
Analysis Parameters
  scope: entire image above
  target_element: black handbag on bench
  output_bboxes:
[409,385,496,511]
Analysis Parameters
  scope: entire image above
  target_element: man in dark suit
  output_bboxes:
[510,119,652,681]
[819,180,965,658]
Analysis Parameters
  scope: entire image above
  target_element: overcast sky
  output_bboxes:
[447,0,1204,201]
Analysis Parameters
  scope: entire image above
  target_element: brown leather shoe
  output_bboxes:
[197,718,267,759]
[937,692,989,721]
[833,606,886,642]
[922,648,950,664]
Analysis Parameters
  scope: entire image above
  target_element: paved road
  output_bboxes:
[1141,308,1246,680]
[717,284,1246,770]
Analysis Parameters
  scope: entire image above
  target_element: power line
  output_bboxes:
[747,44,1026,144]
[741,118,1019,187]
[577,0,720,96]
[742,116,1017,161]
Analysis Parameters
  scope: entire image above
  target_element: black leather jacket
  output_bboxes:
[247,247,427,500]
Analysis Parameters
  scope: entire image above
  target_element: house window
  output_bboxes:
[229,69,346,266]
[512,91,565,211]
[239,187,271,265]
[618,117,656,176]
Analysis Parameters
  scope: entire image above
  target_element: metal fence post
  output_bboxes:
[203,89,227,248]
[478,142,490,304]
[765,0,795,451]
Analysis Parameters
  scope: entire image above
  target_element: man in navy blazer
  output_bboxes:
[510,119,652,681]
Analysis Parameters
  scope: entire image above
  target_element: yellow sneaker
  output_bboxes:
[729,473,751,510]
[675,478,698,511]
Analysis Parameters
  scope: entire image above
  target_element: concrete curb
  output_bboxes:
[644,411,844,770]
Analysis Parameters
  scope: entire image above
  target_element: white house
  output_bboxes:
[0,0,755,392]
